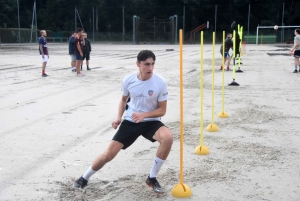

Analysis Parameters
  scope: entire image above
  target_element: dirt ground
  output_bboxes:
[0,42,299,201]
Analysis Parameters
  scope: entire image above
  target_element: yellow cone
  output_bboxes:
[206,123,219,132]
[194,145,210,155]
[172,184,192,198]
[218,111,228,118]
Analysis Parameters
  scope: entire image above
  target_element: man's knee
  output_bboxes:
[159,128,173,145]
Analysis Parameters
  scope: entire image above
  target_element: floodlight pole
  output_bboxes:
[76,9,84,30]
[75,7,77,31]
[133,15,137,44]
[93,6,94,41]
[17,0,20,45]
[34,0,37,44]
[30,2,34,44]
[183,4,185,39]
[214,5,217,32]
[174,15,178,44]
[281,3,285,43]
[154,17,156,41]
[122,6,125,42]
[247,4,250,36]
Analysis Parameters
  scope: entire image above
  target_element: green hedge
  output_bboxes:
[244,35,276,44]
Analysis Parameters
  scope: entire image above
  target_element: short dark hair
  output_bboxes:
[137,50,156,62]
[295,28,300,34]
[77,28,83,33]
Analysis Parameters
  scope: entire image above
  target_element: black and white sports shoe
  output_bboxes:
[293,70,298,73]
[146,176,165,193]
[42,74,48,77]
[73,176,88,189]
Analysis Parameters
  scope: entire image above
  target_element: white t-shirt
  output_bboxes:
[122,73,168,122]
[294,35,300,50]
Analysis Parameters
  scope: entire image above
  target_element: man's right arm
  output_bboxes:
[76,41,83,56]
[112,95,129,129]
[39,43,44,58]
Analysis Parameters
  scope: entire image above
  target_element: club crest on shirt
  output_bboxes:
[148,90,154,97]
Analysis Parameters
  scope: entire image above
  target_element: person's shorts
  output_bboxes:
[75,54,83,60]
[70,54,76,62]
[41,55,48,62]
[221,52,230,58]
[294,50,300,58]
[83,53,90,61]
[112,120,165,150]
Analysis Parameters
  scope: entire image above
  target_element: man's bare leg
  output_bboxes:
[146,126,173,193]
[76,60,81,74]
[91,141,123,171]
[293,57,300,72]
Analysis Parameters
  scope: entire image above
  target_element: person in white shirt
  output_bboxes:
[74,50,173,194]
[290,28,300,73]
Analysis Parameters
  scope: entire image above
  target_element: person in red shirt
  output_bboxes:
[74,28,85,77]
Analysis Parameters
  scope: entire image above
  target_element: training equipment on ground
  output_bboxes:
[256,25,300,44]
[218,31,229,118]
[194,31,211,154]
[133,15,177,44]
[171,29,192,198]
[228,30,240,86]
[206,31,219,132]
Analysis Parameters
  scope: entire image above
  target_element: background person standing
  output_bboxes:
[81,33,91,71]
[74,28,85,77]
[69,32,77,72]
[220,33,233,71]
[39,30,49,77]
[290,28,300,73]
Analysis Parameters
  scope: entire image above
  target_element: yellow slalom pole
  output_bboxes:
[218,31,229,118]
[236,24,244,73]
[194,31,209,155]
[233,30,236,79]
[172,29,192,198]
[228,30,240,86]
[206,32,219,132]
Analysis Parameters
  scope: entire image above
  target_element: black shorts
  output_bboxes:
[294,50,300,58]
[83,53,90,60]
[112,120,165,150]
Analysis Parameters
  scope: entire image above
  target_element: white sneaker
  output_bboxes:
[76,73,85,77]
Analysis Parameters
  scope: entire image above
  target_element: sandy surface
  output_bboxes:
[0,42,299,201]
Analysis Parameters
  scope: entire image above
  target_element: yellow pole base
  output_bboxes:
[194,145,210,155]
[172,183,192,198]
[206,123,219,132]
[218,111,228,118]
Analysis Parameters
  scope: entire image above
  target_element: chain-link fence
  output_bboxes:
[1,3,299,44]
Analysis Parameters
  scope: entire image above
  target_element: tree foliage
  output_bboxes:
[0,0,299,33]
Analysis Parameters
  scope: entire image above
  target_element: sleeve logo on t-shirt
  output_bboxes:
[148,90,154,97]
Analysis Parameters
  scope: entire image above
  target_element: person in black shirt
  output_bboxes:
[81,33,92,71]
[220,33,233,71]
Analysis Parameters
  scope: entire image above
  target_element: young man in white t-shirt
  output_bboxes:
[74,50,173,193]
[290,28,300,73]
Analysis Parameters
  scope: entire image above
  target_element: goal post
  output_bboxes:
[133,15,177,44]
[256,25,300,45]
